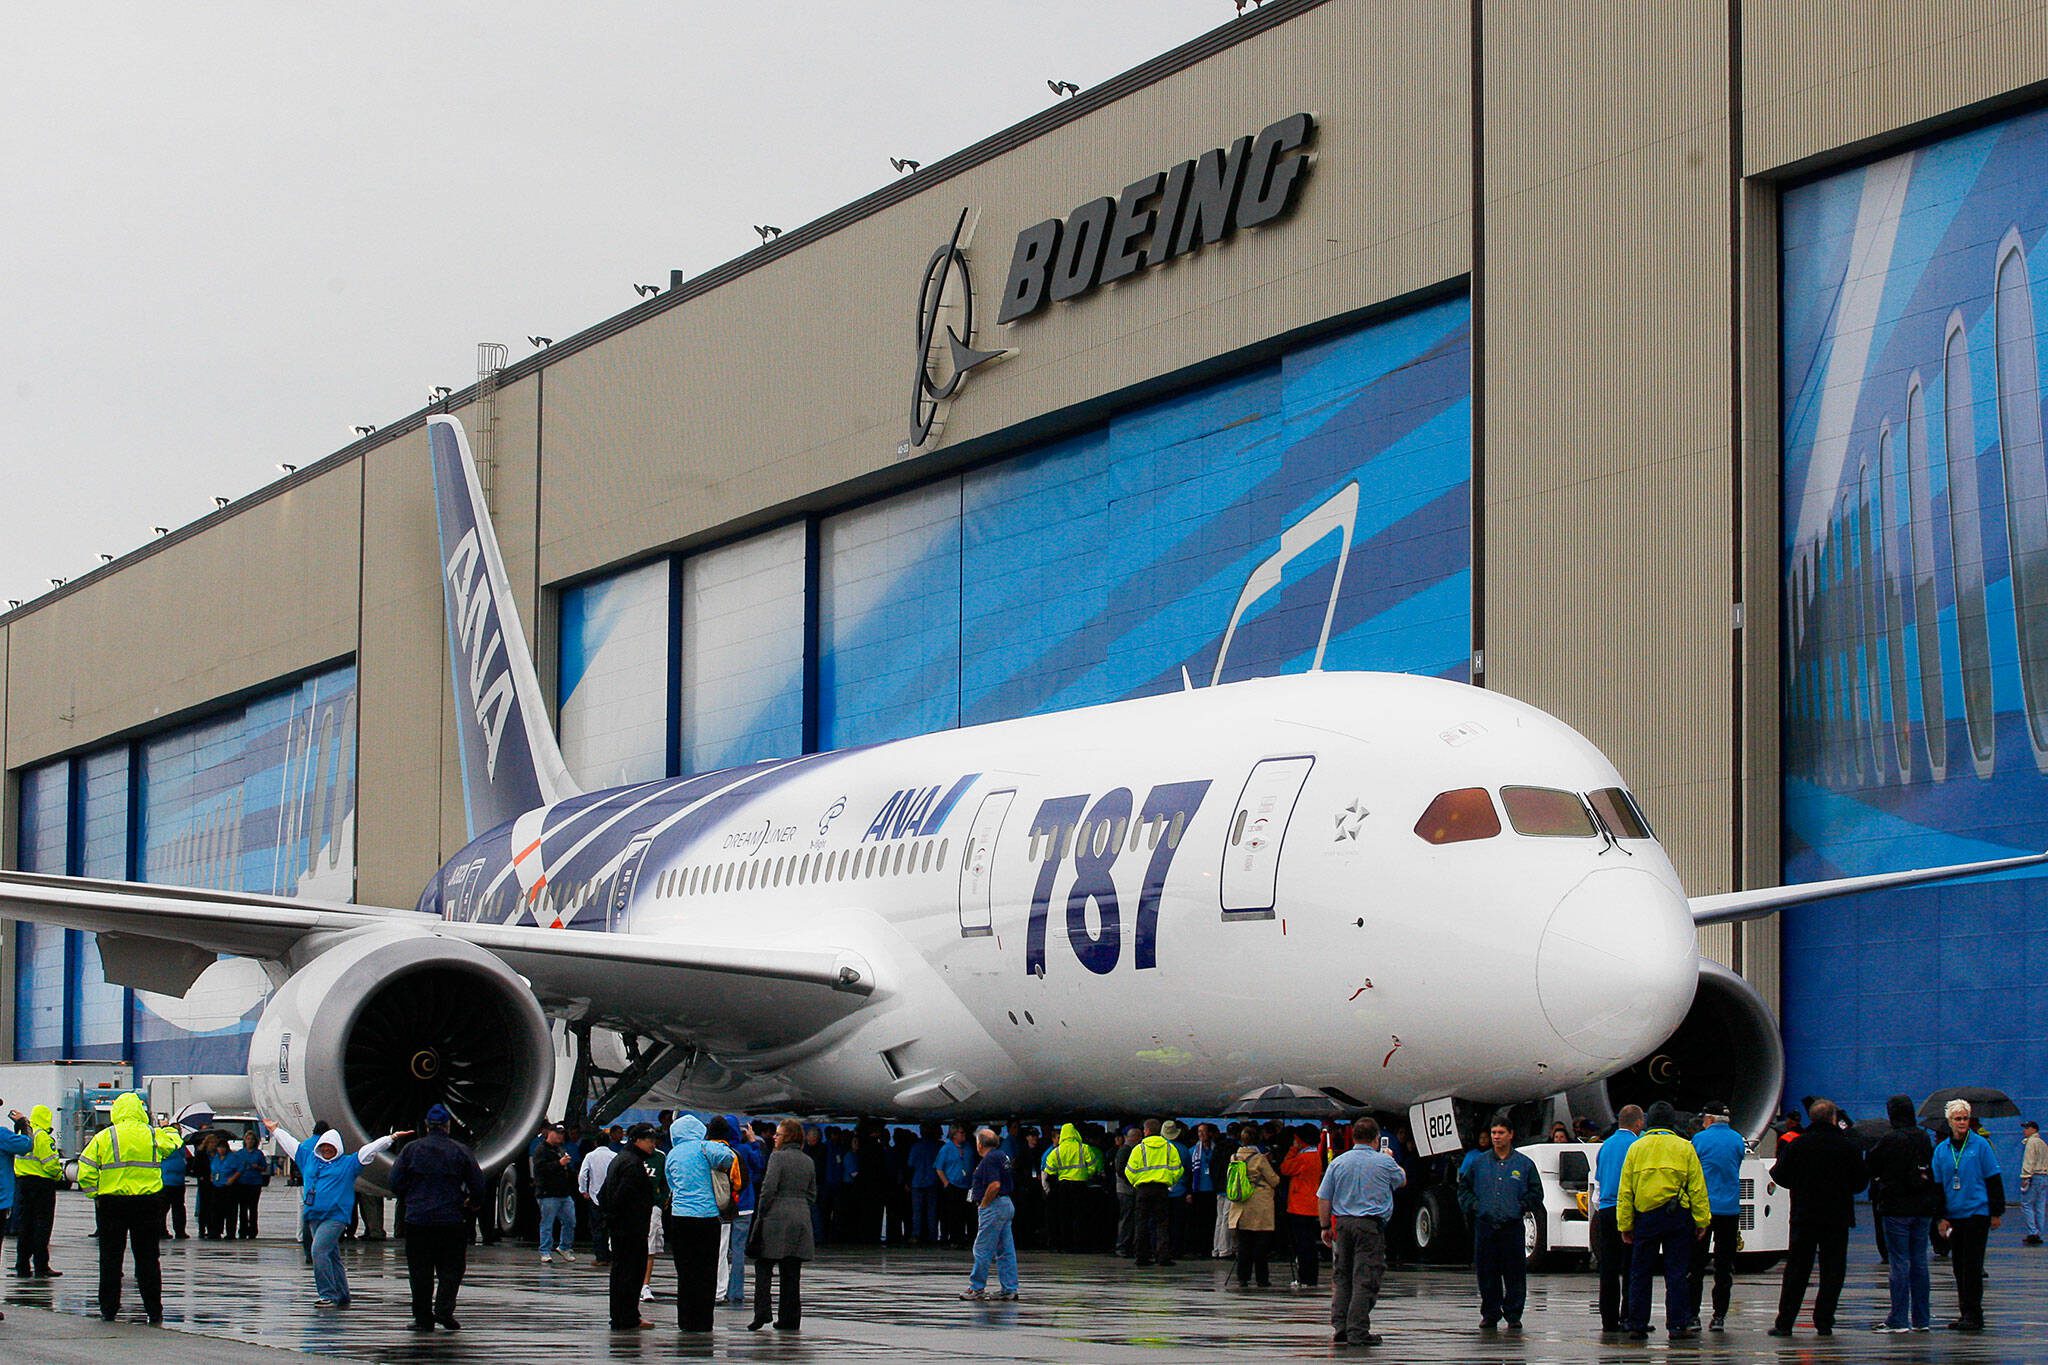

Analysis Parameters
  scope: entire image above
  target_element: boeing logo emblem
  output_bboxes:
[905,207,1012,453]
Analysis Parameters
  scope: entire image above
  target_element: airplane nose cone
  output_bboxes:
[1536,868,1697,1063]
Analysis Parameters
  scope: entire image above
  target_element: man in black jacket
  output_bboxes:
[1767,1098,1868,1337]
[599,1125,662,1331]
[1864,1093,1938,1332]
[388,1104,486,1332]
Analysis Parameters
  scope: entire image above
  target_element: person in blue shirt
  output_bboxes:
[934,1125,975,1249]
[721,1117,768,1308]
[1318,1117,1406,1348]
[1456,1116,1545,1331]
[663,1114,734,1333]
[1593,1105,1645,1332]
[0,1104,36,1312]
[908,1123,943,1246]
[266,1120,404,1307]
[157,1131,189,1241]
[959,1127,1018,1300]
[1931,1099,2004,1332]
[1689,1102,1747,1331]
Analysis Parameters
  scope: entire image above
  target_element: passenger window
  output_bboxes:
[936,838,948,871]
[1588,787,1654,840]
[1502,786,1597,838]
[1168,812,1185,848]
[1230,809,1247,846]
[1413,788,1502,844]
[1148,818,1161,850]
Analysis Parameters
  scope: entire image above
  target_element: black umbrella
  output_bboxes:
[1848,1117,1893,1150]
[1224,1083,1345,1116]
[1917,1087,2021,1123]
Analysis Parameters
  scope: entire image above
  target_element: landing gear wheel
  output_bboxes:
[1413,1188,1465,1263]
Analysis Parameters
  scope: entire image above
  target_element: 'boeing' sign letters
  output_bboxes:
[996,112,1317,325]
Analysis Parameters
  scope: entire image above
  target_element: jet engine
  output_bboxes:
[1569,959,1785,1140]
[248,929,554,1174]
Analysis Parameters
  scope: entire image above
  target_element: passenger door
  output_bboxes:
[1220,755,1314,919]
[956,789,1015,937]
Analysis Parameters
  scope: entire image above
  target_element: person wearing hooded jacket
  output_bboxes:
[663,1113,735,1332]
[266,1119,406,1307]
[1865,1093,1939,1332]
[76,1092,183,1323]
[0,1105,33,1316]
[1039,1122,1100,1251]
[12,1103,63,1278]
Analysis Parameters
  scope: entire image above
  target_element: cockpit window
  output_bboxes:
[1502,786,1597,838]
[1413,788,1502,845]
[1588,787,1654,840]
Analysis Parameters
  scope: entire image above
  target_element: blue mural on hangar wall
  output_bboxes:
[1781,107,2048,1137]
[559,293,1474,781]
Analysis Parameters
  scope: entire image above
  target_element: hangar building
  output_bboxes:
[4,0,2045,1132]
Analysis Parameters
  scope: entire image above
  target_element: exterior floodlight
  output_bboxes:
[214,497,231,509]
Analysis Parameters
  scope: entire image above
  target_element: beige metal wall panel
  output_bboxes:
[538,0,1471,584]
[485,378,544,647]
[3,465,362,770]
[1481,3,1738,898]
[1745,1,2048,176]
[355,427,447,909]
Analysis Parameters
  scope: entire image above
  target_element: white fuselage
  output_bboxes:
[493,672,1701,1117]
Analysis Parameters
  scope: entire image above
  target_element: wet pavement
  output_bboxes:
[7,1187,2047,1360]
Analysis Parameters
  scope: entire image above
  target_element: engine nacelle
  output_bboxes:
[1568,959,1785,1141]
[248,929,553,1175]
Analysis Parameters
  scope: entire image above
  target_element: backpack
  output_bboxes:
[1226,1155,1254,1203]
[708,1143,742,1221]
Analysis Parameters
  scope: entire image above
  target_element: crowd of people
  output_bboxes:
[0,1091,2039,1348]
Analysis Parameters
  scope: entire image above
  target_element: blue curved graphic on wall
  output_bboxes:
[12,666,357,1077]
[1780,108,2048,1134]
[561,295,1473,767]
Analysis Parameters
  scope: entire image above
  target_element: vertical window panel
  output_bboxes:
[680,524,806,772]
[559,560,672,787]
[13,762,69,1059]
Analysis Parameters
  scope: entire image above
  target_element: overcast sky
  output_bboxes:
[0,1,1227,608]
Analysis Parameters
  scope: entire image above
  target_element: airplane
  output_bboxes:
[2,415,2039,1184]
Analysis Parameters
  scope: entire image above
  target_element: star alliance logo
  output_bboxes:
[904,207,1013,453]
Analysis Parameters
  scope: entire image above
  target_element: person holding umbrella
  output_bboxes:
[1932,1099,2003,1333]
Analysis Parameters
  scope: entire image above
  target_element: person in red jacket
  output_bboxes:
[1279,1127,1325,1291]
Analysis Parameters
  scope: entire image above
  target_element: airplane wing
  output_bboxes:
[0,869,876,1052]
[1688,847,2048,926]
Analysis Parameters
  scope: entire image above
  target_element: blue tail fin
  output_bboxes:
[428,416,578,837]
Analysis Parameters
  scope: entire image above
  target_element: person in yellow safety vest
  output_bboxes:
[1125,1118,1185,1267]
[1039,1123,1103,1252]
[1615,1100,1712,1340]
[76,1091,183,1324]
[12,1103,64,1279]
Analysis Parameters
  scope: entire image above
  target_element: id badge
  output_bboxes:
[1951,1176,1963,1191]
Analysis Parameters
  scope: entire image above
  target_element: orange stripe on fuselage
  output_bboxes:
[513,837,543,866]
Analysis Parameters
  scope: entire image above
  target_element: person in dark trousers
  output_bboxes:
[76,1092,181,1323]
[663,1113,735,1332]
[599,1124,662,1331]
[191,1133,222,1241]
[1592,1104,1644,1332]
[230,1129,269,1238]
[157,1134,188,1240]
[1688,1101,1746,1330]
[1226,1125,1282,1289]
[1767,1097,1868,1338]
[0,1106,36,1319]
[1319,1117,1406,1349]
[1279,1126,1325,1290]
[750,1117,817,1331]
[12,1103,63,1277]
[1617,1101,1711,1340]
[1125,1118,1183,1267]
[1931,1098,2004,1332]
[388,1104,486,1333]
[1457,1117,1545,1330]
[1865,1093,1939,1332]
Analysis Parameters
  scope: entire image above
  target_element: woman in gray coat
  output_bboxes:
[749,1118,817,1331]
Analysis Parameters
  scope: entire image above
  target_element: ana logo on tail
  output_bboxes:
[443,527,516,779]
